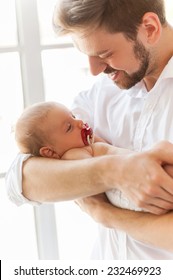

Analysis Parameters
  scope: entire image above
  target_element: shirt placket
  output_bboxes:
[133,91,162,151]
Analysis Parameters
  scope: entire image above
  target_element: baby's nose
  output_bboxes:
[76,119,84,128]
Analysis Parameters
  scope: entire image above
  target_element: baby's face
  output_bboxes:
[44,104,92,157]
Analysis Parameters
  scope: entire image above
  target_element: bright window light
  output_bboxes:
[0,52,23,173]
[42,48,96,107]
[0,178,38,259]
[0,0,17,46]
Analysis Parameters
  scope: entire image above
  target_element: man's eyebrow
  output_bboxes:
[95,49,110,56]
[73,39,110,57]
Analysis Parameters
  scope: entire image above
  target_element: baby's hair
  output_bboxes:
[15,101,58,156]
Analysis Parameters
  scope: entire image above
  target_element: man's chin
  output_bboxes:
[113,78,141,90]
[113,80,133,90]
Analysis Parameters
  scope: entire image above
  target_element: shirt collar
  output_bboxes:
[127,55,173,97]
[157,55,173,81]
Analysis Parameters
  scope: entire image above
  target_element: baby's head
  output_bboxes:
[15,101,94,158]
[15,102,58,156]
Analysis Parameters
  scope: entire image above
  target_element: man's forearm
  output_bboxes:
[22,155,117,202]
[99,202,173,252]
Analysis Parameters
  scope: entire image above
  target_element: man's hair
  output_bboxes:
[53,0,166,40]
[15,102,57,156]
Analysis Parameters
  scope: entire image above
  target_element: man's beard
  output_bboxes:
[105,40,150,89]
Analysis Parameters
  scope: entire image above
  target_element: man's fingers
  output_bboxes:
[142,196,173,213]
[152,141,173,165]
[142,204,168,215]
[144,164,173,200]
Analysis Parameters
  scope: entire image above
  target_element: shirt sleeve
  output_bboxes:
[5,153,41,206]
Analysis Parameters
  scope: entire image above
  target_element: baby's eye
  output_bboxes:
[66,123,72,132]
[72,114,76,119]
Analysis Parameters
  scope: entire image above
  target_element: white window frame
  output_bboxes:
[15,0,62,259]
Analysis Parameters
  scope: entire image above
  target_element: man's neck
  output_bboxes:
[144,24,173,91]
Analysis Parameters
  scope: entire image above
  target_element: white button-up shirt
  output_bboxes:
[72,56,173,259]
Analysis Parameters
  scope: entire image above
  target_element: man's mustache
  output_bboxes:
[104,66,117,74]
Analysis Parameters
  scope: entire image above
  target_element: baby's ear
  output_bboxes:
[39,146,60,159]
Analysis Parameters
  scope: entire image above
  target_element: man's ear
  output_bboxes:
[39,146,60,159]
[140,12,162,44]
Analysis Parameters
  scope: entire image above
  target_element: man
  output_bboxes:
[6,0,173,258]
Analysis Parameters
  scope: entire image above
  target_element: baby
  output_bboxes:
[15,101,126,160]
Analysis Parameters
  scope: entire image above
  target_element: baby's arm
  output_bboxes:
[61,141,132,161]
[61,146,93,160]
[92,142,132,157]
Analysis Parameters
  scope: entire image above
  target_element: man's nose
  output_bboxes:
[88,56,107,75]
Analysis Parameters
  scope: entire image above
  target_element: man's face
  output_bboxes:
[72,28,151,89]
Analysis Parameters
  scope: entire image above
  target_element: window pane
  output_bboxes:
[37,0,71,45]
[55,201,98,259]
[0,0,18,46]
[0,177,38,259]
[165,0,173,25]
[42,48,95,107]
[0,52,23,173]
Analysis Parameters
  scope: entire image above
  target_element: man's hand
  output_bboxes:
[116,141,173,214]
[75,193,112,226]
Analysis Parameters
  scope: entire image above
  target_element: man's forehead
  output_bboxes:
[71,29,126,56]
[72,32,112,56]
